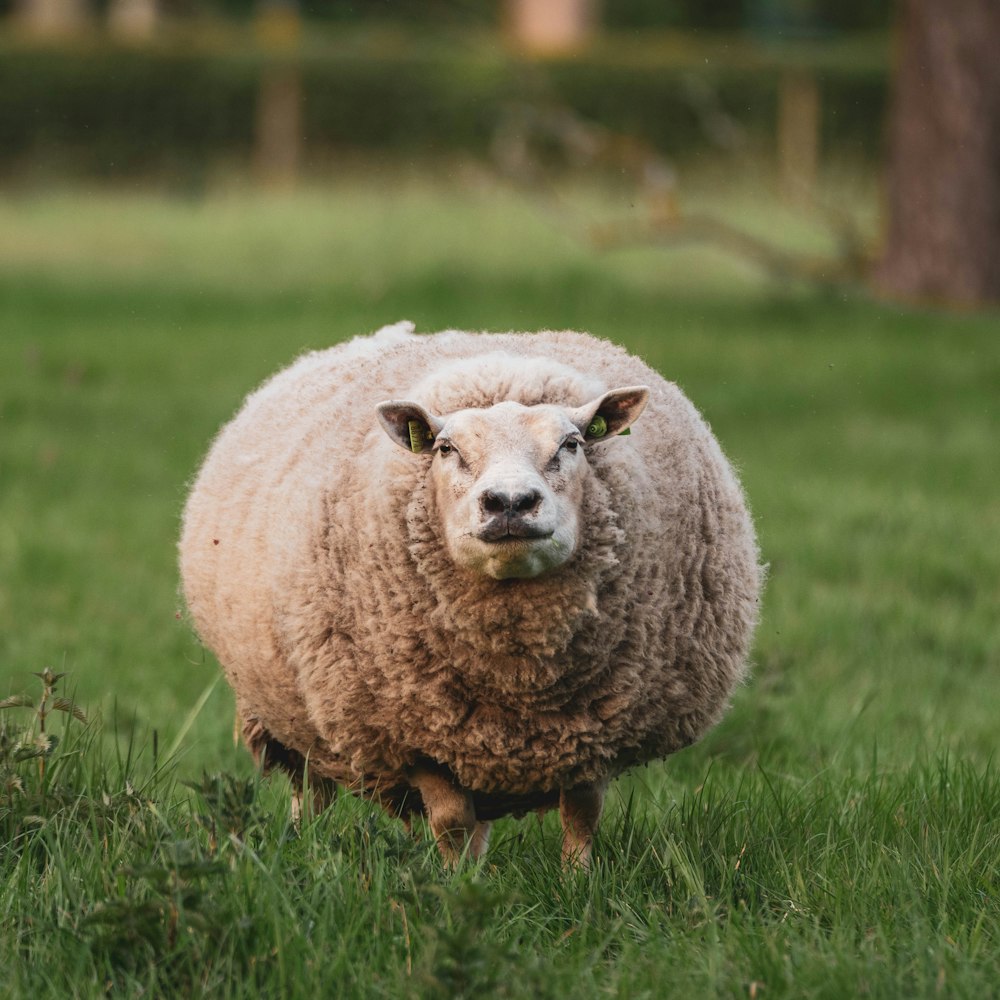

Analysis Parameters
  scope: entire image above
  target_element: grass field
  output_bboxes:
[1,174,998,997]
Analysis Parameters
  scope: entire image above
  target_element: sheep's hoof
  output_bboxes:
[560,840,594,871]
[470,820,492,859]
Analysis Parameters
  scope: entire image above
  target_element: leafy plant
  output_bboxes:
[403,878,558,1000]
[82,840,230,977]
[185,770,265,853]
[0,667,86,796]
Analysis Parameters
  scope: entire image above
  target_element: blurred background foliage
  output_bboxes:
[0,0,894,29]
[21,0,988,308]
[0,0,891,187]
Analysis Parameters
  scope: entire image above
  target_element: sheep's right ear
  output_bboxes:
[376,401,445,454]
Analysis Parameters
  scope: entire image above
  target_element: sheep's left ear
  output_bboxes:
[376,400,445,454]
[569,386,650,441]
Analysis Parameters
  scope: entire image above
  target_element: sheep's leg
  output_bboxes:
[241,713,336,825]
[407,764,482,864]
[469,820,492,859]
[559,779,607,870]
[290,776,337,826]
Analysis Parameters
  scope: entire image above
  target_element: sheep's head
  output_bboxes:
[376,387,649,580]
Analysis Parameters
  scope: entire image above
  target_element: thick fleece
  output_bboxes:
[180,323,761,820]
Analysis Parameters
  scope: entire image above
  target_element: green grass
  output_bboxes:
[0,173,998,997]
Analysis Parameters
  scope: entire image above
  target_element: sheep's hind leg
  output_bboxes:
[559,779,607,870]
[290,775,337,826]
[407,763,486,864]
[241,714,336,824]
[469,820,492,859]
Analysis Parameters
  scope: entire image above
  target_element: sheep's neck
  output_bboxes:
[404,474,626,699]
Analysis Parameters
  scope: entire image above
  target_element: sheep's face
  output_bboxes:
[377,387,649,580]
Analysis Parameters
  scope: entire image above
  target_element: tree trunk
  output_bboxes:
[874,0,1000,306]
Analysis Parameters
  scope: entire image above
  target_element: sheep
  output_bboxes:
[179,321,761,865]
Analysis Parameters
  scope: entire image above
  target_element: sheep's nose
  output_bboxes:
[481,487,542,517]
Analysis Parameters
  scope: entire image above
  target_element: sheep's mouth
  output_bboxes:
[458,524,573,580]
[476,522,554,544]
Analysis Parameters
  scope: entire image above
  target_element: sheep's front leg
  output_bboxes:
[408,764,488,864]
[560,779,607,869]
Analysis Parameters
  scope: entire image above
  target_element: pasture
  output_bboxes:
[0,175,998,997]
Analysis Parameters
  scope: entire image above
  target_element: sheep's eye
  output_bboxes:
[562,438,580,453]
[437,443,453,456]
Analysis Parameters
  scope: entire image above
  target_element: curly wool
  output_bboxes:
[180,323,761,818]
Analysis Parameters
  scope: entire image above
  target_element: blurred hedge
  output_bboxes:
[125,0,894,33]
[0,31,888,182]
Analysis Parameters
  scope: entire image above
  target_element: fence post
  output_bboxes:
[254,0,303,190]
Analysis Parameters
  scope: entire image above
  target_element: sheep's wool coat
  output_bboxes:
[181,324,761,818]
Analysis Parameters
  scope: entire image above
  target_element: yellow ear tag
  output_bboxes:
[587,415,608,438]
[407,420,431,454]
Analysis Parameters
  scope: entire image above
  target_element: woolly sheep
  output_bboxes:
[180,322,761,865]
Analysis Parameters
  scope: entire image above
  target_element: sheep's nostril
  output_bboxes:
[481,490,508,515]
[481,488,543,517]
[513,490,542,515]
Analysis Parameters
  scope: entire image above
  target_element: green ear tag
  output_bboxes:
[586,415,608,438]
[619,426,631,435]
[407,420,429,454]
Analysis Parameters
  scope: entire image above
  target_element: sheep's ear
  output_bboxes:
[569,386,650,441]
[376,400,445,454]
